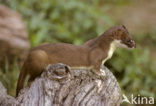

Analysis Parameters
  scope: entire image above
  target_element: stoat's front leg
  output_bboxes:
[91,62,106,76]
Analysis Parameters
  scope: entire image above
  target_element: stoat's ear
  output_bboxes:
[122,25,126,29]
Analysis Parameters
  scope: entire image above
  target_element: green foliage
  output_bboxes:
[108,47,156,98]
[2,0,114,46]
[0,59,20,96]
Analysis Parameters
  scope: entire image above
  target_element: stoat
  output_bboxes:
[16,25,136,96]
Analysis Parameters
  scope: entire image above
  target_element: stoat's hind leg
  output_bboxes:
[27,50,50,81]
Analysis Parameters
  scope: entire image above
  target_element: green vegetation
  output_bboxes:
[0,0,155,102]
[1,0,114,47]
[0,59,19,95]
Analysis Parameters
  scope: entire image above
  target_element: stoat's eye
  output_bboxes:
[126,39,131,43]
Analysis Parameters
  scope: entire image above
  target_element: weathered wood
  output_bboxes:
[0,82,16,106]
[0,63,122,106]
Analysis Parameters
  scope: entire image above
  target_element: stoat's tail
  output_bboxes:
[16,64,27,97]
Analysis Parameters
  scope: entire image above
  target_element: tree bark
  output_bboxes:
[0,63,122,106]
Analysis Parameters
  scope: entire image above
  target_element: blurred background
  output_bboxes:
[0,0,155,105]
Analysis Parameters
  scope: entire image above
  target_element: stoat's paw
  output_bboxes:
[92,69,106,77]
[100,69,106,76]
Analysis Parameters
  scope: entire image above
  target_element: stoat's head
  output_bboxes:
[111,25,136,49]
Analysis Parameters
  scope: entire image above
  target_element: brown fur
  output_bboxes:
[16,25,136,96]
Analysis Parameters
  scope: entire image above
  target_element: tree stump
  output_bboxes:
[0,63,122,106]
[0,82,16,106]
[0,5,30,66]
